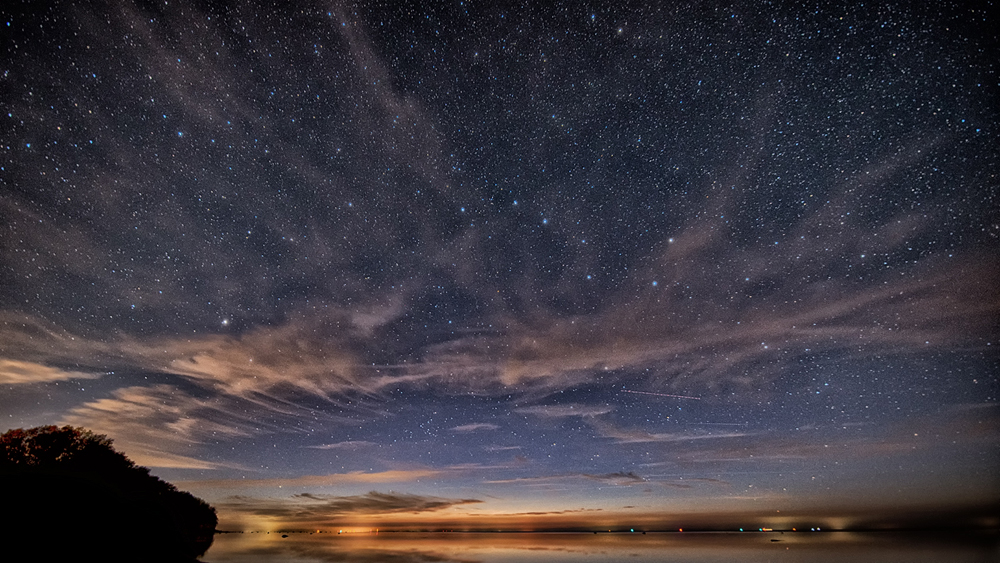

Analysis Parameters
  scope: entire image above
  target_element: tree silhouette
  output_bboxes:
[0,425,217,562]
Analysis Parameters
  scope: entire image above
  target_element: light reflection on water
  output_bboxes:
[201,531,998,563]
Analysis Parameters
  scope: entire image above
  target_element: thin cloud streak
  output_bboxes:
[596,424,752,444]
[217,491,483,522]
[515,404,615,418]
[306,441,378,450]
[0,359,101,385]
[450,423,499,432]
[181,470,444,491]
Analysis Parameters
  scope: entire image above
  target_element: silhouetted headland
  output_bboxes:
[1,425,216,562]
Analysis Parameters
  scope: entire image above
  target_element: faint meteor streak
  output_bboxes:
[621,389,701,400]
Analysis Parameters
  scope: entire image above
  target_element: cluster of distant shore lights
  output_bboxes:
[232,527,823,535]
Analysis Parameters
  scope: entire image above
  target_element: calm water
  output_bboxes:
[202,531,999,563]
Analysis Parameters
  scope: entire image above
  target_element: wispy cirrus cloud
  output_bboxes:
[401,202,1000,396]
[220,490,482,521]
[655,477,732,490]
[0,176,994,478]
[487,471,648,486]
[60,384,248,469]
[181,469,443,491]
[306,441,378,450]
[515,404,614,418]
[0,359,102,385]
[582,472,647,486]
[500,507,604,516]
[450,422,499,432]
[293,491,482,515]
[595,423,752,444]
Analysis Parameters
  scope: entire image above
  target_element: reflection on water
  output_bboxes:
[202,531,998,563]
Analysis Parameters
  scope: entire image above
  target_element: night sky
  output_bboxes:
[2,1,998,532]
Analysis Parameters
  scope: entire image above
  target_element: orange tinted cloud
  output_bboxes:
[0,359,100,385]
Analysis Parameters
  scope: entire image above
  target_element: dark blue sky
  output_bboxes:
[1,0,996,530]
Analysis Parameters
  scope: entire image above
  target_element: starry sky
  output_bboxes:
[2,0,998,532]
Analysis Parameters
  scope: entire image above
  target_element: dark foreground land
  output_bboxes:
[1,426,216,562]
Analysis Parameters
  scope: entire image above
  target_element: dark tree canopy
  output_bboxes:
[0,425,216,562]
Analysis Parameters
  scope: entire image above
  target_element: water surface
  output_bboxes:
[202,531,999,563]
